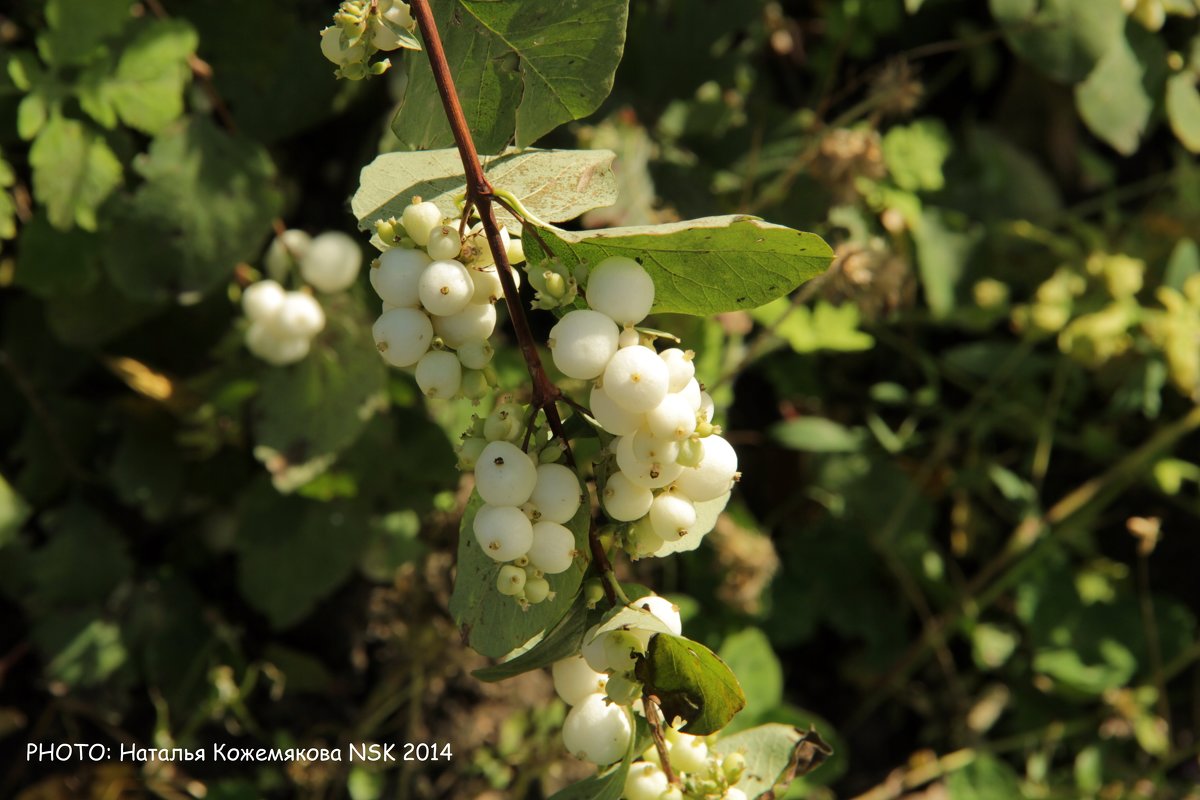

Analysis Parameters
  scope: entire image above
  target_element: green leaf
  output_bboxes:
[913,207,980,318]
[102,116,282,302]
[946,754,1022,800]
[1075,32,1153,155]
[882,118,951,192]
[253,296,388,492]
[13,216,101,298]
[38,0,133,67]
[393,0,630,152]
[450,483,591,659]
[718,628,783,729]
[29,115,123,232]
[1164,238,1200,291]
[531,216,833,316]
[472,589,592,681]
[351,148,618,237]
[770,418,864,453]
[990,0,1125,84]
[751,299,874,353]
[78,20,198,135]
[1167,71,1200,153]
[29,503,133,611]
[235,481,372,629]
[712,724,829,797]
[17,91,49,140]
[34,612,128,687]
[635,633,746,735]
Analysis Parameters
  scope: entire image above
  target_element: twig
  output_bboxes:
[643,695,679,786]
[408,0,621,604]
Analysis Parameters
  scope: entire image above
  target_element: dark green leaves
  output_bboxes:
[394,0,630,152]
[38,0,133,67]
[532,216,834,317]
[991,0,1125,84]
[636,633,746,735]
[449,483,590,659]
[472,589,592,682]
[77,19,199,135]
[103,117,282,302]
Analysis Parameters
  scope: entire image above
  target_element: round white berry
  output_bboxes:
[549,310,620,380]
[668,732,708,773]
[659,348,696,393]
[586,256,655,325]
[698,390,715,423]
[649,490,697,542]
[463,224,510,268]
[418,259,474,317]
[724,789,748,800]
[300,231,362,293]
[274,292,325,338]
[552,656,607,706]
[246,322,309,366]
[473,503,533,562]
[653,491,729,557]
[589,384,643,436]
[525,575,551,604]
[580,625,612,673]
[371,247,431,307]
[426,224,462,261]
[602,471,654,522]
[433,301,496,348]
[632,428,680,466]
[618,326,641,349]
[456,339,494,370]
[401,200,443,246]
[676,435,738,501]
[562,693,633,765]
[529,463,582,524]
[475,440,538,506]
[373,307,433,367]
[615,434,683,489]
[264,229,312,280]
[603,345,669,413]
[529,520,575,574]
[469,264,520,304]
[415,349,462,398]
[624,762,669,800]
[632,595,682,636]
[646,393,699,442]
[507,237,526,265]
[242,280,285,322]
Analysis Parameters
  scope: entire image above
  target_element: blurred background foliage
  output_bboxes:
[2,0,1200,798]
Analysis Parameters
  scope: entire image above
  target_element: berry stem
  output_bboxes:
[410,0,623,606]
[644,694,680,786]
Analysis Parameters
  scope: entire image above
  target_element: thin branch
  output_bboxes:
[644,695,679,786]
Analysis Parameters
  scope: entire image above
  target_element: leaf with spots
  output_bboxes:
[394,0,629,152]
[635,633,746,735]
[529,216,833,316]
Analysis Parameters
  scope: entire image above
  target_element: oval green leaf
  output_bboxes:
[635,633,746,736]
[530,216,833,316]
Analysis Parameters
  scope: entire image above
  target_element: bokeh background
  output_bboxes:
[2,0,1200,798]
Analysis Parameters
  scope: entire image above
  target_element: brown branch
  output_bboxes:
[409,0,621,603]
[644,695,679,786]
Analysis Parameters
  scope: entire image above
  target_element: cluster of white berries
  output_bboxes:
[370,198,526,400]
[320,0,416,80]
[548,257,740,558]
[623,736,748,800]
[242,230,362,366]
[552,596,682,765]
[454,400,583,606]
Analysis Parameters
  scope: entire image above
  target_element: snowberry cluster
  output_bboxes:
[451,400,584,606]
[242,230,363,366]
[548,257,740,558]
[552,595,682,765]
[370,198,526,400]
[320,0,417,80]
[623,733,748,800]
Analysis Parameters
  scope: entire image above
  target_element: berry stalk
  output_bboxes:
[408,0,620,604]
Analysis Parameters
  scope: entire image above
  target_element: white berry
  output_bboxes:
[264,229,312,280]
[659,348,696,393]
[427,224,462,260]
[562,694,632,765]
[615,434,683,489]
[529,463,582,524]
[456,339,494,370]
[602,472,654,522]
[676,435,738,501]
[242,280,285,322]
[475,440,538,506]
[632,595,682,636]
[528,520,575,574]
[419,259,474,316]
[646,393,698,441]
[274,292,325,338]
[589,383,643,436]
[373,307,433,367]
[473,503,533,562]
[649,490,697,541]
[496,563,527,596]
[371,247,431,307]
[415,349,462,398]
[586,256,655,325]
[552,656,607,706]
[470,264,520,304]
[401,200,443,246]
[549,310,620,380]
[624,762,669,800]
[300,231,361,293]
[603,345,669,413]
[432,301,496,348]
